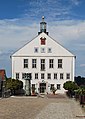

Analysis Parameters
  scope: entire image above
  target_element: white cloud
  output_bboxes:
[71,0,81,6]
[0,19,38,50]
[0,18,85,76]
[49,20,85,46]
[0,51,2,55]
[0,19,85,52]
[80,64,85,67]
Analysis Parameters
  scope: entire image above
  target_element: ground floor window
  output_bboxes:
[57,84,61,90]
[50,84,54,90]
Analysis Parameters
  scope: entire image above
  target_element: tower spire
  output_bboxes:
[38,16,48,35]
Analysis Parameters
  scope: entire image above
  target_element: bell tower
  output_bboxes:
[38,16,48,35]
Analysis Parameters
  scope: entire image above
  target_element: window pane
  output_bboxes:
[32,59,37,68]
[24,59,28,68]
[66,73,70,79]
[49,59,54,68]
[48,73,51,79]
[34,48,38,53]
[58,59,62,63]
[57,84,61,90]
[41,48,45,53]
[54,73,57,79]
[35,73,38,79]
[50,84,54,90]
[58,59,62,68]
[41,73,44,79]
[16,73,19,79]
[22,73,32,79]
[48,48,52,53]
[60,73,63,79]
[41,59,45,71]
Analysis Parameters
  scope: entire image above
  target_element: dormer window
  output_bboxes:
[40,37,46,45]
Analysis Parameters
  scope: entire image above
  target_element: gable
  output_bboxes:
[12,32,75,57]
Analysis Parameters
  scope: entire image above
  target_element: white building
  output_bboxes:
[11,17,76,94]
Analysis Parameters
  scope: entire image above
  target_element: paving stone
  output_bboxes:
[35,99,85,119]
[0,95,84,119]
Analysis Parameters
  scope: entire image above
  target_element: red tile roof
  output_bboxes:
[0,70,6,80]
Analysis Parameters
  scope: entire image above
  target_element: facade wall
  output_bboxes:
[12,32,75,94]
[12,56,75,94]
[12,33,74,57]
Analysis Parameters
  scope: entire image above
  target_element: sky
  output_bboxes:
[0,0,85,77]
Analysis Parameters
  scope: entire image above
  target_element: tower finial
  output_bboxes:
[42,16,45,22]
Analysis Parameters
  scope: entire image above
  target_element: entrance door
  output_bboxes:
[40,83,46,93]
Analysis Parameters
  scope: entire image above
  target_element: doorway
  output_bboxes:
[40,83,46,93]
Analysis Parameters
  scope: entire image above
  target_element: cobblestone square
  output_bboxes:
[0,95,84,119]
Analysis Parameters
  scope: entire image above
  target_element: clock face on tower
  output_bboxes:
[40,37,46,45]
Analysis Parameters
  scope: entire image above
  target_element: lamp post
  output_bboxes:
[25,73,31,96]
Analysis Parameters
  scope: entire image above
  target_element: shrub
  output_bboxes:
[63,81,79,97]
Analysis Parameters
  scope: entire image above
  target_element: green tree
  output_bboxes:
[63,81,79,97]
[5,78,23,95]
[75,76,85,86]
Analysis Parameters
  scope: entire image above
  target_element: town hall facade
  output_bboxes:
[11,17,75,94]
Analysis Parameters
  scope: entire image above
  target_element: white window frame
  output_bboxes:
[54,73,57,79]
[58,59,62,68]
[47,73,51,79]
[57,84,61,90]
[60,73,63,79]
[35,73,38,79]
[66,73,70,79]
[16,73,19,79]
[32,59,37,68]
[41,73,45,79]
[50,84,54,90]
[22,73,31,79]
[41,59,45,71]
[49,59,54,68]
[24,59,28,68]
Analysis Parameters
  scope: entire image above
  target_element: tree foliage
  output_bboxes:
[5,78,23,91]
[63,81,79,97]
[75,76,85,86]
[63,81,79,91]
